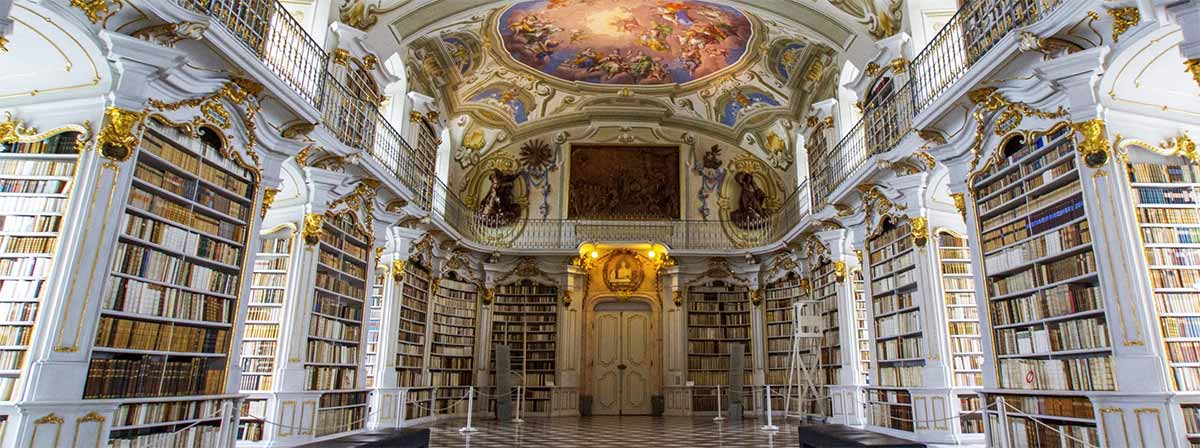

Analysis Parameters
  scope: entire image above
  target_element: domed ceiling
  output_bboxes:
[497,0,753,86]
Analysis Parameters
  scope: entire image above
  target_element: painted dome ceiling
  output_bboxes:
[497,0,753,86]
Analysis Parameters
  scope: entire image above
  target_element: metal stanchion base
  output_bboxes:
[459,427,479,433]
[512,418,525,423]
[712,416,726,421]
[760,425,779,432]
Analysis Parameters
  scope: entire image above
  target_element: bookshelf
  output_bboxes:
[489,280,558,415]
[687,282,754,413]
[237,232,293,441]
[1125,161,1200,392]
[90,119,253,444]
[365,270,384,388]
[309,211,370,435]
[853,269,869,385]
[430,276,478,415]
[936,230,984,434]
[815,259,841,393]
[972,124,1107,441]
[397,260,432,420]
[866,217,921,431]
[0,129,82,403]
[764,274,803,412]
[1184,404,1200,447]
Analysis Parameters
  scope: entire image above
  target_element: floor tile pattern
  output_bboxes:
[419,416,804,447]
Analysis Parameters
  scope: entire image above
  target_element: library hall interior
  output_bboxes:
[1,0,1199,447]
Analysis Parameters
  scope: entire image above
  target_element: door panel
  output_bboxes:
[621,312,653,414]
[594,312,622,415]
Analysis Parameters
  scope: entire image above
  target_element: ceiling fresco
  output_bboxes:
[497,0,753,86]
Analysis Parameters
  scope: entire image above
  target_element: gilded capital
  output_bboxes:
[392,259,407,281]
[261,188,279,218]
[302,213,324,245]
[97,107,145,161]
[1187,59,1200,90]
[911,216,929,248]
[1074,119,1111,168]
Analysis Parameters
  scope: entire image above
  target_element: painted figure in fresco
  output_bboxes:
[609,259,634,285]
[731,172,768,230]
[479,169,522,227]
[499,0,750,85]
[694,144,725,220]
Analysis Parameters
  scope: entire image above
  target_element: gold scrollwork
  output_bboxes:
[392,259,407,281]
[950,193,967,218]
[563,291,573,307]
[1107,7,1140,43]
[911,216,929,248]
[97,106,145,161]
[482,288,495,305]
[833,261,846,281]
[302,213,323,245]
[1187,59,1200,89]
[1074,119,1111,168]
[750,288,763,306]
[260,188,279,218]
[672,290,682,306]
[1116,133,1197,164]
[71,0,121,26]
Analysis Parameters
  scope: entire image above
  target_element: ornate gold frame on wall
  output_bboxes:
[718,156,783,248]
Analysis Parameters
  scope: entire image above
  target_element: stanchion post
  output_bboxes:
[713,385,725,421]
[760,385,779,431]
[460,386,479,433]
[514,385,526,423]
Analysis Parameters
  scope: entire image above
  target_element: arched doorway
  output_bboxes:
[591,300,655,415]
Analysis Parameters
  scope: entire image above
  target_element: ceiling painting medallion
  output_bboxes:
[497,0,753,86]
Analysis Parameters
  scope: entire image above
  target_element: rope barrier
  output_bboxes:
[407,393,472,413]
[246,406,381,434]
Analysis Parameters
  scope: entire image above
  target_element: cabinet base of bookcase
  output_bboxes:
[826,385,867,427]
[367,388,406,430]
[862,424,979,447]
[2,400,120,448]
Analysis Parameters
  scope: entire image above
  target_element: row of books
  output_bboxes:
[873,290,915,315]
[246,306,280,322]
[998,356,1115,391]
[114,398,228,427]
[128,188,244,243]
[103,276,235,324]
[1162,317,1200,338]
[94,316,230,354]
[0,132,81,155]
[1151,268,1200,289]
[876,336,922,361]
[315,406,365,437]
[243,324,279,339]
[985,219,1091,274]
[250,289,285,305]
[307,339,360,365]
[309,314,362,342]
[1139,207,1200,225]
[496,284,557,295]
[492,304,555,314]
[994,415,1098,448]
[0,215,62,233]
[0,279,45,300]
[688,356,754,371]
[0,160,75,177]
[0,178,67,195]
[878,366,922,387]
[0,325,31,345]
[313,295,363,321]
[688,314,751,326]
[688,327,750,339]
[239,357,273,373]
[305,365,357,390]
[1,235,54,254]
[1134,185,1199,205]
[84,357,226,398]
[875,310,920,338]
[1128,163,1200,184]
[1142,226,1200,244]
[0,301,37,322]
[113,242,240,296]
[110,425,222,447]
[320,390,367,408]
[315,270,365,299]
[430,356,471,369]
[871,269,917,296]
[990,284,1101,326]
[141,125,252,196]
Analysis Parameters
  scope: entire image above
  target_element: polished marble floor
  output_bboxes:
[419,416,803,447]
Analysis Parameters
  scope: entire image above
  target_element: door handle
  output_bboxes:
[617,364,627,370]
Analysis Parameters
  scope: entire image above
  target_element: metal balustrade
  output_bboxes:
[185,0,1065,251]
[909,0,1062,111]
[185,0,327,107]
[807,0,1066,211]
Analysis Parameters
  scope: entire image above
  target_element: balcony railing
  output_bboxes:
[807,0,1066,210]
[186,0,327,108]
[428,179,809,251]
[185,0,436,209]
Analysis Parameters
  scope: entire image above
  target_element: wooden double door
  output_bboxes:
[593,310,653,415]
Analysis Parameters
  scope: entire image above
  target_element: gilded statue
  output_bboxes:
[479,168,521,227]
[731,172,767,230]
